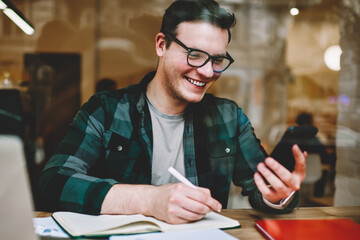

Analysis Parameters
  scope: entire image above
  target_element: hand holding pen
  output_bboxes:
[141,167,222,224]
[168,167,222,212]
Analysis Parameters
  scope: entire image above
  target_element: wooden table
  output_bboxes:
[35,206,360,239]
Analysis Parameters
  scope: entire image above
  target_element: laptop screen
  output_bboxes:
[0,135,38,240]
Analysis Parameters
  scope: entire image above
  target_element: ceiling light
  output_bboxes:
[0,0,34,35]
[290,7,299,16]
[324,45,342,71]
[0,1,7,10]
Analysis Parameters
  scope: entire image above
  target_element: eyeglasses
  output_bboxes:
[165,33,234,73]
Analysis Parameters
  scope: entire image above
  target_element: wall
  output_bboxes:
[334,0,360,206]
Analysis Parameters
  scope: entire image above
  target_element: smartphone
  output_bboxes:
[269,126,318,172]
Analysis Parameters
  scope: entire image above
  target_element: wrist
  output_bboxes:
[262,191,296,210]
[139,185,158,216]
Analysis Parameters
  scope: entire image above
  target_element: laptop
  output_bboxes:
[0,135,73,240]
[0,135,111,240]
[0,135,38,240]
[0,135,69,240]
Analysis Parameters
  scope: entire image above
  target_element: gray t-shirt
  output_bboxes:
[146,97,185,186]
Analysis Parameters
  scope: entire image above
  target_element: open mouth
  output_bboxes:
[185,76,206,87]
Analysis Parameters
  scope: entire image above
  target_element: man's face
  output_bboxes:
[159,22,229,104]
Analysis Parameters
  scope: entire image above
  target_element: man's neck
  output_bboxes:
[146,73,188,116]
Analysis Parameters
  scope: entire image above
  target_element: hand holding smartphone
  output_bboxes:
[269,126,318,172]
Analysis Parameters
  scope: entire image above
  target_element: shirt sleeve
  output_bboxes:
[38,95,118,214]
[232,108,298,213]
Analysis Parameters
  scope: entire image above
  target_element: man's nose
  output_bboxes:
[197,61,214,78]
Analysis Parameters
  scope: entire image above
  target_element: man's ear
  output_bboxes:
[155,32,167,57]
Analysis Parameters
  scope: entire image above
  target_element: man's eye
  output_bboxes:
[189,52,202,59]
[213,58,225,65]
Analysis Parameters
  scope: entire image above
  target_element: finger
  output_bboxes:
[188,187,222,213]
[174,206,207,223]
[172,184,220,214]
[166,206,206,224]
[257,161,287,192]
[254,172,273,196]
[178,192,212,215]
[254,172,281,203]
[163,185,210,223]
[198,187,222,212]
[181,200,212,216]
[264,157,295,189]
[292,144,306,177]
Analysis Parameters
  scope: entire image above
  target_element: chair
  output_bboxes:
[0,89,24,137]
[303,153,322,184]
[300,153,322,205]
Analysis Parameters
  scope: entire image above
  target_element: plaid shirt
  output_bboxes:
[39,72,298,214]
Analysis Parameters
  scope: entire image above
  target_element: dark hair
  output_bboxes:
[160,0,236,47]
[96,78,117,93]
[296,112,314,126]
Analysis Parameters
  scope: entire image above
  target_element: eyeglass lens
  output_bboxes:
[188,50,230,72]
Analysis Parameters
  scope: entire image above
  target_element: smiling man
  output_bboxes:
[39,0,306,224]
[148,22,230,114]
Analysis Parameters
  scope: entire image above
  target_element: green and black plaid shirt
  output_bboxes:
[39,72,298,214]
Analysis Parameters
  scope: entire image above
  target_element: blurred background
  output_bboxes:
[0,0,359,209]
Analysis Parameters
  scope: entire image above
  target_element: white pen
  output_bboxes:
[168,167,198,189]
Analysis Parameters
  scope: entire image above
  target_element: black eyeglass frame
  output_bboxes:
[165,33,234,73]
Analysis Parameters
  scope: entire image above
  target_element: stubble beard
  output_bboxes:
[163,67,191,104]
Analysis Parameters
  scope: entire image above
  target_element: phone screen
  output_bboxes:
[269,126,318,171]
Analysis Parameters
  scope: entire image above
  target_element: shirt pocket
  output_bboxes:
[103,130,129,154]
[102,130,142,181]
[205,138,237,205]
[207,138,236,173]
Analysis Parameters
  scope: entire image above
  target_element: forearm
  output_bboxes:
[39,164,117,214]
[100,184,158,216]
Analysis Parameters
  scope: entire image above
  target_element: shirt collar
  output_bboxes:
[135,71,156,113]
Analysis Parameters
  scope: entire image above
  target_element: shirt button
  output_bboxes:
[117,145,123,151]
[225,148,230,154]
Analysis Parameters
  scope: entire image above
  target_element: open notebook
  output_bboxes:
[52,211,240,237]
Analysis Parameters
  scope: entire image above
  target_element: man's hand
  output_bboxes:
[254,144,307,204]
[100,183,221,224]
[147,183,222,224]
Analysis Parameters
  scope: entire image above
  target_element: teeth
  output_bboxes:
[187,77,206,87]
